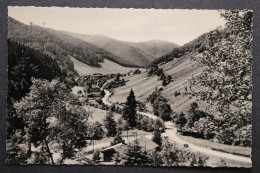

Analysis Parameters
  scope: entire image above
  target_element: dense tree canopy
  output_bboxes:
[103,110,117,137]
[7,39,64,138]
[191,10,253,146]
[11,79,91,164]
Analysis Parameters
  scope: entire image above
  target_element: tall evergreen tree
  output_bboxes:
[122,89,137,128]
[121,139,150,166]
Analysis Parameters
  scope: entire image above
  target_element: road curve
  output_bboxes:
[102,89,251,163]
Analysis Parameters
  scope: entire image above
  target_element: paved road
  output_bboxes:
[163,122,251,163]
[102,89,251,163]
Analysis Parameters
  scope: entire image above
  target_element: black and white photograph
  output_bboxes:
[6,7,252,167]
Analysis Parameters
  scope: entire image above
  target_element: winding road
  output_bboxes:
[102,89,251,163]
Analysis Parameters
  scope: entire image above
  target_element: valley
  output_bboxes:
[6,9,253,167]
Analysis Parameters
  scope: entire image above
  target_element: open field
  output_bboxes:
[84,105,121,123]
[110,54,210,114]
[70,56,136,75]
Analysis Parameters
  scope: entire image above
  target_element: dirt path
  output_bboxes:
[103,89,251,163]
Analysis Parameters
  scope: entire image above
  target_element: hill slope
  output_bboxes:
[130,39,179,58]
[70,56,137,75]
[110,53,206,114]
[62,32,178,67]
[8,17,139,76]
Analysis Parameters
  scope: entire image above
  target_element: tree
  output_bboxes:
[92,151,101,164]
[156,68,163,76]
[112,152,122,165]
[153,119,165,132]
[137,101,147,112]
[121,139,150,166]
[103,110,117,137]
[14,79,91,164]
[152,98,173,121]
[159,72,166,80]
[162,79,167,86]
[148,150,163,166]
[111,130,125,145]
[187,102,200,128]
[100,89,105,97]
[160,137,178,167]
[122,89,137,128]
[175,112,187,133]
[115,73,120,81]
[190,10,253,145]
[167,75,172,83]
[152,128,162,147]
[88,121,104,140]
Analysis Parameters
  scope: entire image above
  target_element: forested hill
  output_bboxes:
[8,17,139,76]
[62,32,178,67]
[7,39,64,104]
[150,28,226,67]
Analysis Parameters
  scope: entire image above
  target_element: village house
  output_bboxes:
[100,136,158,162]
[87,87,101,98]
[97,78,107,88]
[92,73,103,80]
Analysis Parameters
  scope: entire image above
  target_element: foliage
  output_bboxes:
[12,79,90,164]
[120,139,150,166]
[148,88,173,121]
[103,110,117,137]
[92,151,101,164]
[117,117,129,132]
[160,137,209,167]
[88,121,104,140]
[175,112,187,133]
[8,17,134,72]
[111,130,125,145]
[100,89,105,97]
[152,96,173,121]
[237,125,252,146]
[136,114,165,132]
[190,10,253,146]
[112,152,122,165]
[122,89,137,128]
[6,39,66,140]
[137,101,147,112]
[7,39,63,103]
[138,116,154,132]
[115,73,120,81]
[152,128,162,147]
[149,32,208,67]
[148,150,163,166]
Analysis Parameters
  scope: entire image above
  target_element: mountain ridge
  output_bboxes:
[8,17,142,77]
[61,31,179,67]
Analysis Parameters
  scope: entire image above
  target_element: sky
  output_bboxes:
[8,7,226,45]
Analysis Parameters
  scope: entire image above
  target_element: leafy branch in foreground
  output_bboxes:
[12,78,91,164]
[191,10,253,146]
